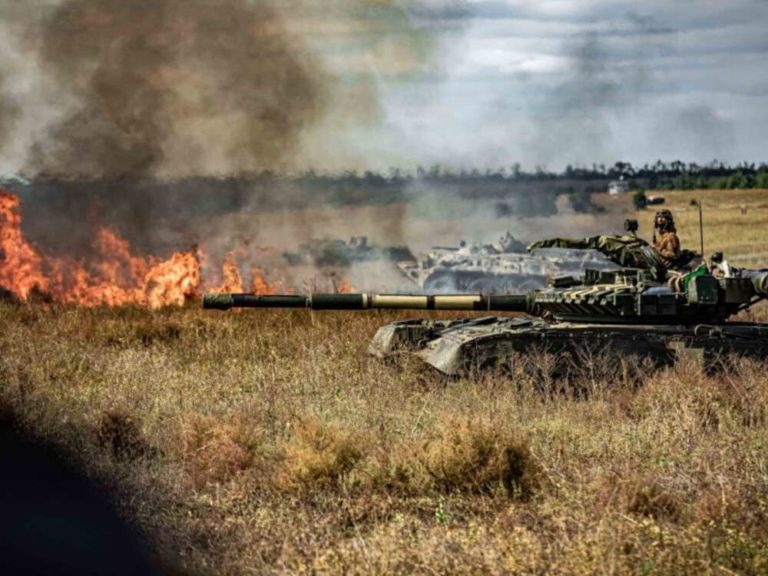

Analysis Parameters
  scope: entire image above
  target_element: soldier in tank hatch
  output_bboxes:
[652,209,681,268]
[527,211,694,284]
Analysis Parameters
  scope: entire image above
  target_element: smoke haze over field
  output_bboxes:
[1,0,766,173]
[0,0,468,270]
[378,0,768,170]
[0,0,459,177]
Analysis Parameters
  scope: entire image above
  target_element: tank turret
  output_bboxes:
[204,260,768,376]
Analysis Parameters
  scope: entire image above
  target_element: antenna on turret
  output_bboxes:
[698,199,704,257]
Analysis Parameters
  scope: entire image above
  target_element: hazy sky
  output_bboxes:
[369,0,768,170]
[0,0,766,174]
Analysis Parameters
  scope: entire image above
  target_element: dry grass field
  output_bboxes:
[637,189,768,267]
[1,188,768,575]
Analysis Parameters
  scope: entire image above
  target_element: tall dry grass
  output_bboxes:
[636,188,768,267]
[2,300,768,575]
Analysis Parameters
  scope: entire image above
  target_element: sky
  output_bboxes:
[0,0,766,174]
[366,0,768,170]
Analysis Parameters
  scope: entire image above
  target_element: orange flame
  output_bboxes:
[250,266,286,295]
[1,188,200,307]
[216,255,245,293]
[0,188,354,307]
[0,191,49,299]
[336,278,355,294]
[145,251,201,308]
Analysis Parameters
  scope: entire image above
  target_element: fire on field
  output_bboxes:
[0,187,357,307]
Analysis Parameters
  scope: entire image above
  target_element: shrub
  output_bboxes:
[277,417,368,491]
[175,414,265,488]
[594,469,683,522]
[419,418,541,498]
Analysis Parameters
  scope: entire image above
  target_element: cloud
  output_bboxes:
[383,0,768,169]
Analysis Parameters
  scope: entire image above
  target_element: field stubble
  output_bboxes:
[2,301,768,575]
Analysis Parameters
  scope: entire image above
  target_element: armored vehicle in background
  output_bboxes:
[283,236,415,268]
[398,231,620,292]
[205,226,768,375]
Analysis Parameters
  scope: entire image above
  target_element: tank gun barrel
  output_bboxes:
[203,292,532,313]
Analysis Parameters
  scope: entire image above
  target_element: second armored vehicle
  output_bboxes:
[397,231,620,292]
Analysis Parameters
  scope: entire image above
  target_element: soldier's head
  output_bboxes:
[654,209,675,232]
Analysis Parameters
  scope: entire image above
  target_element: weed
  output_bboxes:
[420,417,541,498]
[175,414,266,488]
[277,417,368,491]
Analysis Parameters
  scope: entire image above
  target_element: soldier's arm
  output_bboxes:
[665,233,681,257]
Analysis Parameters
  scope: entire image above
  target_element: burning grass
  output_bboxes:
[2,303,768,574]
[0,188,315,308]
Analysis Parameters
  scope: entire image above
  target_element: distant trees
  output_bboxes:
[186,160,759,192]
[9,160,767,231]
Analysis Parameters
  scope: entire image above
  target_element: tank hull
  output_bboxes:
[370,317,768,376]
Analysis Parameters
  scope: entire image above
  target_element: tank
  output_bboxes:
[283,236,415,268]
[397,231,621,292]
[204,243,768,376]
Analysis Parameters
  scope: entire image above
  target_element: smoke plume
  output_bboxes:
[0,73,20,152]
[0,0,460,266]
[0,0,449,178]
[28,0,328,177]
[528,30,648,167]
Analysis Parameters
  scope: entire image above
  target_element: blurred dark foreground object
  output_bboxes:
[0,412,160,576]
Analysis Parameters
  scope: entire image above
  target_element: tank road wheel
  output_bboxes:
[467,277,496,292]
[423,272,458,292]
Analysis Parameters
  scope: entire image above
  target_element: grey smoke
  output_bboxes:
[0,0,461,178]
[527,28,649,167]
[0,73,20,152]
[26,0,329,178]
[0,0,468,273]
[651,104,735,162]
